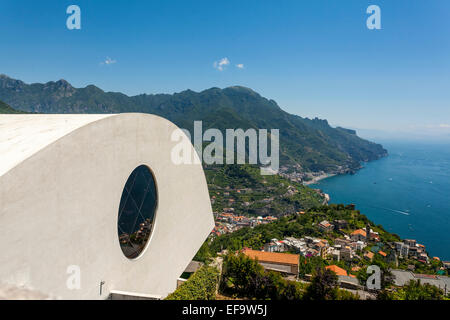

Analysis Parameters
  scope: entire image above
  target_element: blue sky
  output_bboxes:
[0,0,449,139]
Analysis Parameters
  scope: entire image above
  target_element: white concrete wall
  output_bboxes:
[0,113,214,299]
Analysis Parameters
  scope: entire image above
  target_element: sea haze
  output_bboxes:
[311,141,450,260]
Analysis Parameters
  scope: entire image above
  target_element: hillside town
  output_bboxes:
[204,207,450,298]
[210,210,436,266]
[211,210,278,236]
[198,162,450,300]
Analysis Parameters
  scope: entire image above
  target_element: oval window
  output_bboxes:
[117,165,158,259]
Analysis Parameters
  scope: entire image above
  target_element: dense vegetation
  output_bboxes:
[165,265,220,300]
[0,74,387,171]
[0,99,24,114]
[221,252,306,299]
[303,267,359,300]
[166,253,360,300]
[206,164,324,216]
[378,280,449,300]
[220,253,358,300]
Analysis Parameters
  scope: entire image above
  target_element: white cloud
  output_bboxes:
[236,63,244,69]
[439,124,450,128]
[100,57,117,66]
[213,57,230,71]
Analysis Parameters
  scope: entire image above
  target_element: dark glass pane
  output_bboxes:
[118,165,158,259]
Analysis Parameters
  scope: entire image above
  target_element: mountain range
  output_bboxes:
[0,74,387,172]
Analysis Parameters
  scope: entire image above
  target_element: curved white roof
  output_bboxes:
[0,114,115,177]
[0,113,213,299]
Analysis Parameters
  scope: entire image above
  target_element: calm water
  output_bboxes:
[311,141,450,260]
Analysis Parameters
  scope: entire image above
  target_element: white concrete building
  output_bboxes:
[0,113,214,299]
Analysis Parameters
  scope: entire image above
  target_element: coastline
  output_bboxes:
[305,144,450,261]
[303,173,336,186]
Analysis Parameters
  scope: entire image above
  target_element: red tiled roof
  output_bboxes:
[378,250,387,257]
[243,249,299,266]
[351,229,367,237]
[326,265,348,276]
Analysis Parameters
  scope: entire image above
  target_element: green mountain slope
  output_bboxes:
[206,164,325,216]
[0,99,24,114]
[0,74,387,172]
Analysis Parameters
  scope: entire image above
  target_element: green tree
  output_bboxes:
[304,267,339,300]
[378,280,446,300]
[221,253,265,297]
[299,256,327,277]
[165,266,220,300]
[193,241,213,263]
[398,280,445,300]
[220,253,305,300]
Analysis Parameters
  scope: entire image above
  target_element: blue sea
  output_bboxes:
[311,141,450,260]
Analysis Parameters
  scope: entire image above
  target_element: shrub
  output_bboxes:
[395,280,445,300]
[303,267,339,300]
[336,288,360,300]
[165,265,219,300]
[221,253,305,300]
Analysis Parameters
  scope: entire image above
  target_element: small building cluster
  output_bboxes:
[263,236,330,258]
[394,239,430,263]
[261,224,385,263]
[318,220,334,232]
[323,225,379,262]
[278,165,308,183]
[210,211,278,237]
